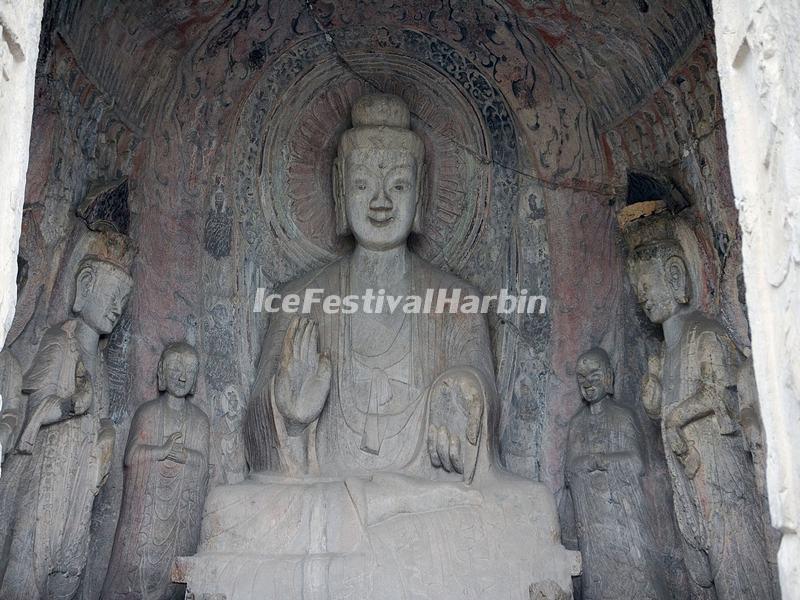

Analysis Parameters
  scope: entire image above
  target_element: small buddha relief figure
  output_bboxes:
[626,220,775,599]
[103,342,210,600]
[566,348,667,600]
[0,229,134,600]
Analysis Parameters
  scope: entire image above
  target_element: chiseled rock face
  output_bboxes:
[0,229,133,599]
[0,0,774,597]
[0,0,44,348]
[103,342,209,600]
[566,348,669,600]
[176,94,580,599]
[625,218,777,599]
[714,1,800,597]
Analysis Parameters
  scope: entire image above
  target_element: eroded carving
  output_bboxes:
[566,348,667,600]
[0,229,134,599]
[625,216,775,599]
[0,350,25,462]
[103,342,209,600]
[179,94,577,600]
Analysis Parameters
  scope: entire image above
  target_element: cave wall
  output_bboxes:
[7,0,760,595]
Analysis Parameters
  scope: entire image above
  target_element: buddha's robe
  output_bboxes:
[103,398,209,600]
[180,253,580,599]
[0,319,115,600]
[244,253,497,478]
[566,399,666,600]
[659,312,774,598]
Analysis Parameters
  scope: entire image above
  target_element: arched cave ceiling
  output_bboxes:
[44,0,712,184]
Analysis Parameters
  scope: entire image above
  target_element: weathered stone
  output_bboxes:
[624,216,776,599]
[0,0,44,349]
[178,94,579,599]
[0,228,133,599]
[566,348,669,600]
[0,1,788,598]
[0,349,24,462]
[714,1,800,596]
[103,341,209,600]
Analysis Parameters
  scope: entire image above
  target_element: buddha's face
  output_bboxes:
[576,355,612,404]
[75,261,133,334]
[344,149,418,250]
[630,259,680,324]
[160,349,198,398]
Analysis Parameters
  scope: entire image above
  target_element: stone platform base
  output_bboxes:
[175,472,580,599]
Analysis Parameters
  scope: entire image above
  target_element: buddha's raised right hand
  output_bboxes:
[275,317,332,434]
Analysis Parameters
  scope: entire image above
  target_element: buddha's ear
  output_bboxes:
[412,162,427,234]
[189,363,198,395]
[665,255,690,305]
[605,365,615,393]
[156,355,167,392]
[333,156,350,237]
[73,264,95,314]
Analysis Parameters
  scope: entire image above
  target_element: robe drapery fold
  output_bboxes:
[0,320,110,600]
[103,398,209,600]
[244,255,498,477]
[660,313,774,598]
[566,400,666,600]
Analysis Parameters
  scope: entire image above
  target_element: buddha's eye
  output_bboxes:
[354,179,367,191]
[394,184,405,191]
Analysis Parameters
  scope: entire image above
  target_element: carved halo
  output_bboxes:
[258,51,493,271]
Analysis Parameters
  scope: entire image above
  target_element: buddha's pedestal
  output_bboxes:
[174,472,580,599]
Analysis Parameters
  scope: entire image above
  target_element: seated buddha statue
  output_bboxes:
[176,94,579,600]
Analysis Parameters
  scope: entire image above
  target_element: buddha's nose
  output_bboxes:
[369,190,393,211]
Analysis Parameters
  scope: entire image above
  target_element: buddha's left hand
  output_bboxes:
[427,369,484,481]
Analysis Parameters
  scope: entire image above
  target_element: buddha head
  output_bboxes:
[73,231,134,335]
[157,342,199,398]
[627,239,691,324]
[576,348,614,404]
[333,94,426,250]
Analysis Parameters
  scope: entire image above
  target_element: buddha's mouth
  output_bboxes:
[368,215,394,227]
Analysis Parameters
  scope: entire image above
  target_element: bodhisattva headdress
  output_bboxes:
[619,200,695,306]
[333,93,427,236]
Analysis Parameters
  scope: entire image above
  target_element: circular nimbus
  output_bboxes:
[252,46,494,272]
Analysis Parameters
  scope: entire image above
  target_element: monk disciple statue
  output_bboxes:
[566,348,667,600]
[103,342,209,600]
[627,227,775,599]
[0,230,133,599]
[176,94,578,599]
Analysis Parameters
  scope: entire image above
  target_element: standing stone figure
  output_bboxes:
[627,233,774,599]
[566,348,667,600]
[103,342,209,600]
[0,229,134,599]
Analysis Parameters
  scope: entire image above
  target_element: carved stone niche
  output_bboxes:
[175,93,579,599]
[620,201,779,599]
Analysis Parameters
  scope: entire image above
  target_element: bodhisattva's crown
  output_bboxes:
[82,228,136,273]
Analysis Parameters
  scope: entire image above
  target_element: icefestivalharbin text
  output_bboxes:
[253,287,548,315]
